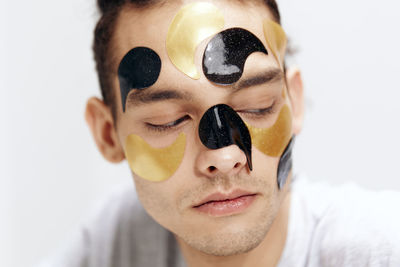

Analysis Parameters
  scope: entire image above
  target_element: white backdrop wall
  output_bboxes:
[1,0,400,266]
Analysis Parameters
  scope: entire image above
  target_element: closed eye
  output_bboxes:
[237,104,276,118]
[146,115,190,132]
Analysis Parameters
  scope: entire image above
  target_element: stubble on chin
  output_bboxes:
[175,173,280,257]
[178,209,276,257]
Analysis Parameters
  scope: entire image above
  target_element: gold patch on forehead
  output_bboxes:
[263,19,287,68]
[166,2,225,79]
[125,133,186,182]
[247,105,292,157]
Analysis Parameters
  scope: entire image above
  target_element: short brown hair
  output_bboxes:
[93,0,282,119]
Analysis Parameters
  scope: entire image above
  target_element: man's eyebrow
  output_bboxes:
[233,68,284,92]
[126,89,194,107]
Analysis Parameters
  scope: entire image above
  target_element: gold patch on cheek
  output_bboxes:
[263,19,287,68]
[125,133,186,182]
[166,2,225,79]
[247,105,292,157]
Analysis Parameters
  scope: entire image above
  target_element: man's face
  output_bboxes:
[110,0,296,256]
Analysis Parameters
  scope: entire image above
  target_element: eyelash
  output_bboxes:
[145,103,276,132]
[146,115,190,132]
[238,102,276,118]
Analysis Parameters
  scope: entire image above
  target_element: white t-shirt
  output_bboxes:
[38,175,400,267]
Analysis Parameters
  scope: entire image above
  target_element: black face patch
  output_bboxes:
[202,28,268,85]
[198,104,252,171]
[118,47,162,112]
[277,136,295,189]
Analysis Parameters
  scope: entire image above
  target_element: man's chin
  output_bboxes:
[176,218,271,257]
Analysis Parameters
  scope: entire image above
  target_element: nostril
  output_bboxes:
[234,163,240,168]
[208,166,217,172]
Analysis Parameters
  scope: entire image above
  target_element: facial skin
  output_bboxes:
[85,1,304,266]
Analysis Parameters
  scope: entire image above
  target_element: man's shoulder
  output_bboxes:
[289,176,400,266]
[85,182,151,229]
[38,183,182,267]
[82,183,182,266]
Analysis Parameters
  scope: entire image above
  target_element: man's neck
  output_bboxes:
[177,191,291,267]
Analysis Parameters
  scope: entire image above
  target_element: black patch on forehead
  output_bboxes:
[202,28,268,85]
[118,47,161,112]
[277,136,295,189]
[199,104,253,171]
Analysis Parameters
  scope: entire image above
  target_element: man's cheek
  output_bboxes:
[133,177,176,221]
[125,133,186,182]
[246,104,294,189]
[247,105,292,157]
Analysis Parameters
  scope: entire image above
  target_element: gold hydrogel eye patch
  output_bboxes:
[166,2,224,79]
[125,133,186,182]
[263,19,287,68]
[246,105,292,157]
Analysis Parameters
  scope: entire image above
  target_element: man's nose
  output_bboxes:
[198,104,252,171]
[196,145,248,177]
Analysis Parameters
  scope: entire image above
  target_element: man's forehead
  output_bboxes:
[113,0,275,63]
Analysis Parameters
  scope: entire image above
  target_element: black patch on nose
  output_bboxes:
[199,104,252,171]
[277,137,295,189]
[202,28,268,85]
[118,47,162,112]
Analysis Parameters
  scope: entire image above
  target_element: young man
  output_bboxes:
[40,0,400,266]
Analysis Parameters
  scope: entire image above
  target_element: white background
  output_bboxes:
[1,0,400,266]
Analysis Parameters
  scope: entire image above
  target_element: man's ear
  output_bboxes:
[286,66,304,135]
[85,97,125,163]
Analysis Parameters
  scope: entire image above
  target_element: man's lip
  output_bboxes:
[193,190,257,208]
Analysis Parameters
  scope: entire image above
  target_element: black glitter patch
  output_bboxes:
[277,137,295,189]
[118,47,161,112]
[202,28,268,85]
[199,104,252,170]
